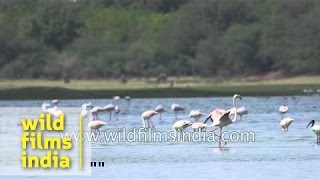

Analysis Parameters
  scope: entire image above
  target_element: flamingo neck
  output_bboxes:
[232,97,238,122]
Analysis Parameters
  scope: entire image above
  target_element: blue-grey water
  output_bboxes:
[0,95,320,179]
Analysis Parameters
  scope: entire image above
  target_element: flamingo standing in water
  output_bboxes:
[204,94,242,148]
[141,110,159,128]
[42,102,63,118]
[91,104,115,121]
[155,105,165,120]
[189,110,205,122]
[115,105,120,120]
[171,103,184,120]
[279,105,288,118]
[280,117,294,132]
[228,106,248,120]
[306,120,320,144]
[81,103,93,126]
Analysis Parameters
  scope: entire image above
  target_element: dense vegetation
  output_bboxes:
[0,0,320,82]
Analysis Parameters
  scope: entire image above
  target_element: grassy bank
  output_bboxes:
[0,76,319,100]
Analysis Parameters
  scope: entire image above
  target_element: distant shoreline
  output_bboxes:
[0,76,319,100]
[0,84,319,100]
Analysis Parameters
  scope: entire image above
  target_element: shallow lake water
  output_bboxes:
[0,95,320,179]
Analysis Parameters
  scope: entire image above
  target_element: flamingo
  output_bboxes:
[280,117,294,132]
[189,110,205,121]
[42,102,63,118]
[90,104,115,121]
[141,110,159,128]
[155,105,165,120]
[113,96,120,105]
[306,120,320,144]
[228,106,248,120]
[88,120,107,133]
[191,122,207,132]
[171,103,184,120]
[81,103,93,118]
[51,99,60,106]
[80,103,93,126]
[125,96,131,112]
[279,105,288,118]
[115,105,120,120]
[204,94,242,148]
[173,120,192,132]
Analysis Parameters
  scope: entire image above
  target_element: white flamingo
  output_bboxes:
[279,105,288,118]
[280,117,294,132]
[306,120,320,144]
[155,105,165,120]
[115,105,120,120]
[80,103,93,126]
[113,96,121,105]
[228,106,248,120]
[88,120,107,133]
[141,110,159,128]
[189,110,205,121]
[171,103,184,120]
[42,102,63,118]
[51,99,60,106]
[173,120,192,132]
[204,94,242,148]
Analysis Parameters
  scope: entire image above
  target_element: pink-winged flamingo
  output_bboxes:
[204,94,242,148]
[90,104,115,121]
[280,117,294,132]
[88,120,107,133]
[141,110,159,128]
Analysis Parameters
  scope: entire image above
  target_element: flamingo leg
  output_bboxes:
[142,118,146,128]
[219,127,223,148]
[147,119,150,128]
[109,112,112,121]
[150,119,155,128]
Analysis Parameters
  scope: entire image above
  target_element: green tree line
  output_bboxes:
[0,0,320,81]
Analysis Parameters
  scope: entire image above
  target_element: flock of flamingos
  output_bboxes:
[40,94,320,147]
